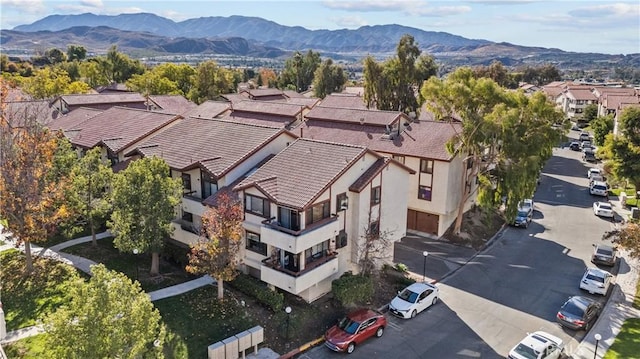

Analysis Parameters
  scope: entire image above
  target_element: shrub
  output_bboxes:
[394,263,409,273]
[331,273,374,307]
[228,273,284,312]
[162,240,192,267]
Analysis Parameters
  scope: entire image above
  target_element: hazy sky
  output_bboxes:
[1,0,638,55]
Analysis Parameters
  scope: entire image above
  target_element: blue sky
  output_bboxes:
[1,0,638,55]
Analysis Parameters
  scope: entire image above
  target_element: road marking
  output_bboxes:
[386,318,404,331]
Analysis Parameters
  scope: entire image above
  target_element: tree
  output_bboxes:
[80,60,110,88]
[189,61,238,104]
[126,71,180,96]
[109,156,182,276]
[22,67,91,99]
[67,147,114,246]
[590,114,614,146]
[154,63,196,96]
[421,68,563,233]
[602,107,640,189]
[0,80,74,273]
[186,192,243,299]
[45,264,165,359]
[277,50,321,92]
[603,222,640,259]
[66,45,87,62]
[312,58,347,98]
[45,48,67,64]
[259,68,277,88]
[356,210,395,277]
[363,34,437,115]
[521,64,562,86]
[583,104,598,123]
[99,46,145,84]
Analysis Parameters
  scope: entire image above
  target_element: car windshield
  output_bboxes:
[598,204,611,210]
[517,210,529,217]
[337,317,361,335]
[514,344,538,359]
[596,248,612,256]
[586,273,604,283]
[398,289,419,303]
[593,185,607,191]
[562,301,585,317]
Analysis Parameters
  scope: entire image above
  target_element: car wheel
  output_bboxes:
[411,310,417,318]
[347,342,356,354]
[432,297,438,306]
[375,326,384,338]
[584,321,591,331]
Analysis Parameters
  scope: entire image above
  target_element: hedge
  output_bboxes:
[331,272,374,307]
[228,273,284,312]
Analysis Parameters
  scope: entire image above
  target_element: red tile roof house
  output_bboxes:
[613,101,640,136]
[558,86,598,119]
[234,138,414,302]
[296,105,465,237]
[63,106,181,167]
[50,93,148,114]
[147,95,197,114]
[595,87,638,117]
[180,100,232,119]
[224,100,311,129]
[124,117,298,246]
[3,100,61,127]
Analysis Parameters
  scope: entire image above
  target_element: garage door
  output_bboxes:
[407,209,439,235]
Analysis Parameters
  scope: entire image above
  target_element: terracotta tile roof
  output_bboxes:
[296,119,459,161]
[349,157,391,193]
[544,81,567,88]
[3,100,58,127]
[283,90,306,98]
[223,112,296,128]
[201,154,276,207]
[60,93,146,106]
[4,86,32,101]
[318,94,368,110]
[48,107,103,131]
[235,138,369,209]
[603,95,640,110]
[231,100,306,117]
[220,93,247,104]
[542,86,564,99]
[95,83,131,93]
[264,97,320,108]
[305,106,405,127]
[129,117,288,178]
[565,88,597,101]
[240,88,286,99]
[68,106,179,153]
[182,100,231,119]
[342,87,365,95]
[111,158,133,173]
[148,95,197,114]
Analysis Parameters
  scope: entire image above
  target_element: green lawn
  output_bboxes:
[0,249,81,330]
[62,237,197,292]
[154,286,261,359]
[603,318,640,359]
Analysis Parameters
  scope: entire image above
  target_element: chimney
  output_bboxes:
[300,127,304,138]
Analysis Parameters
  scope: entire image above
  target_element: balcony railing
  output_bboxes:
[258,215,340,253]
[261,251,338,277]
[261,214,338,236]
[260,252,340,294]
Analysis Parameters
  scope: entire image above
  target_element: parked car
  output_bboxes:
[583,148,596,162]
[587,168,602,179]
[569,141,581,151]
[593,202,614,218]
[507,331,565,359]
[556,295,602,331]
[579,132,591,142]
[518,199,534,215]
[591,243,617,267]
[590,181,609,197]
[589,173,605,183]
[580,267,613,296]
[389,282,439,319]
[581,140,592,150]
[512,207,533,228]
[324,308,386,353]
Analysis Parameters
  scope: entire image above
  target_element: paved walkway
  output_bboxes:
[0,228,216,345]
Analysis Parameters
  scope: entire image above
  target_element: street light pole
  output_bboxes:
[133,249,139,281]
[594,333,601,359]
[422,251,429,282]
[285,306,292,345]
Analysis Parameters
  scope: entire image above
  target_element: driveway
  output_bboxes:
[302,138,619,358]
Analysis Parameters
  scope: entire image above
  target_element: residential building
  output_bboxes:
[51,93,148,113]
[225,100,311,129]
[124,117,297,245]
[234,138,413,302]
[558,86,598,119]
[147,95,197,114]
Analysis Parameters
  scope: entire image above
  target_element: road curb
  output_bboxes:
[279,337,324,359]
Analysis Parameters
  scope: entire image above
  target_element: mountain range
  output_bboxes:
[3,12,639,69]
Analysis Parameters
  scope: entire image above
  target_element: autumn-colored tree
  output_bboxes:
[109,156,182,276]
[67,147,114,246]
[186,192,243,299]
[603,222,640,259]
[259,68,277,88]
[0,79,74,273]
[603,107,640,189]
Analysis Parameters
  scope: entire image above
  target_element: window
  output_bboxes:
[201,172,218,198]
[336,193,348,212]
[306,201,330,225]
[245,231,267,256]
[371,186,381,205]
[245,194,271,218]
[420,159,433,174]
[336,230,348,249]
[392,154,405,164]
[305,240,330,262]
[181,173,191,192]
[278,207,300,231]
[369,220,380,236]
[419,185,432,201]
[182,210,193,222]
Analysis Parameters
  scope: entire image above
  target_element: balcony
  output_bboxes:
[171,220,201,246]
[259,215,339,253]
[181,192,205,216]
[260,252,339,294]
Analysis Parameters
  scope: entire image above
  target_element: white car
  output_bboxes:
[508,331,564,359]
[589,181,608,197]
[518,198,534,215]
[587,168,602,179]
[593,202,614,218]
[388,282,439,319]
[580,267,613,296]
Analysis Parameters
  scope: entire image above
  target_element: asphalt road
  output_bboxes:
[301,132,619,359]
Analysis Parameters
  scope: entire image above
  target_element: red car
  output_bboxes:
[324,308,387,354]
